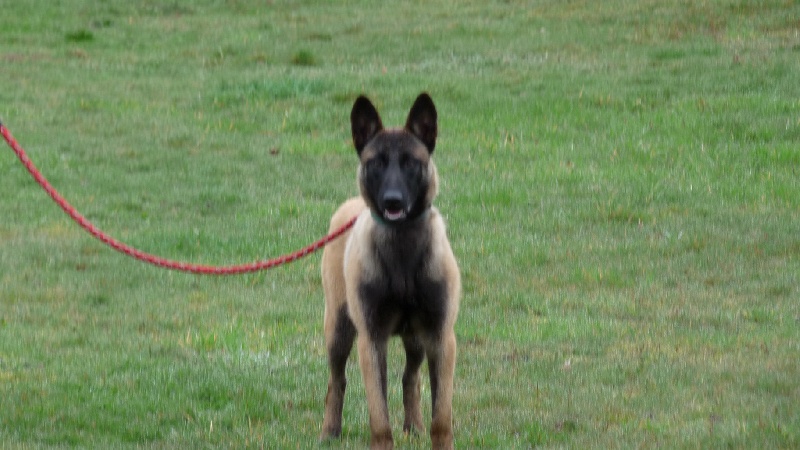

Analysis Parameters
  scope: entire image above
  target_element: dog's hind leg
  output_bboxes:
[426,330,456,450]
[401,334,425,435]
[321,305,356,440]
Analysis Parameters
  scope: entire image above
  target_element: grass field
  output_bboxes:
[1,0,799,448]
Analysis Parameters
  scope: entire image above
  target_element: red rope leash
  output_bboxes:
[1,121,356,275]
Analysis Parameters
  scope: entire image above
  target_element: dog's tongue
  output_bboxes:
[384,209,406,221]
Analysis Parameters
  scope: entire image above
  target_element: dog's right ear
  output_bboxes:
[351,96,383,155]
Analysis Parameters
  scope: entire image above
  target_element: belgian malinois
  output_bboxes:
[320,93,461,450]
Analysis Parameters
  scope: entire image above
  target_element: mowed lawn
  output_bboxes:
[1,1,798,448]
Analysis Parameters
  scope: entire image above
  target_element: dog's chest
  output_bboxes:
[357,231,448,336]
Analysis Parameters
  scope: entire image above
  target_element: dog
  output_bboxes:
[320,93,461,450]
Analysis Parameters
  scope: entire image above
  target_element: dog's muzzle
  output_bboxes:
[381,190,409,221]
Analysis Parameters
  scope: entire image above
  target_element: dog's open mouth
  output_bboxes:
[383,208,407,221]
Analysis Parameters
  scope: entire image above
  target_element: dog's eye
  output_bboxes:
[368,158,385,170]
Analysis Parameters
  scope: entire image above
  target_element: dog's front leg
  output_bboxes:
[401,335,426,435]
[357,334,393,450]
[427,330,456,450]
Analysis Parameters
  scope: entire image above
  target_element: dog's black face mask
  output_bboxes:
[350,94,438,226]
[361,134,430,224]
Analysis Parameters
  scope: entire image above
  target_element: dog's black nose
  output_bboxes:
[382,190,404,211]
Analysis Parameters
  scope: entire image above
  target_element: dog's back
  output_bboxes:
[321,196,366,320]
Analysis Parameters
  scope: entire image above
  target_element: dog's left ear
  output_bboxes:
[405,93,437,153]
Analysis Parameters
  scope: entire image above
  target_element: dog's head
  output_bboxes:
[351,93,439,225]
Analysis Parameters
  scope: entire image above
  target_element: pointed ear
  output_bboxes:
[405,93,437,153]
[351,95,383,155]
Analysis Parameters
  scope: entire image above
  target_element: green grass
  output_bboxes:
[1,0,799,448]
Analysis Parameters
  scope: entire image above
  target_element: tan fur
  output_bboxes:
[321,196,367,339]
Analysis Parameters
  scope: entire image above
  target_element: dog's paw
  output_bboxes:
[369,430,393,450]
[319,427,341,441]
